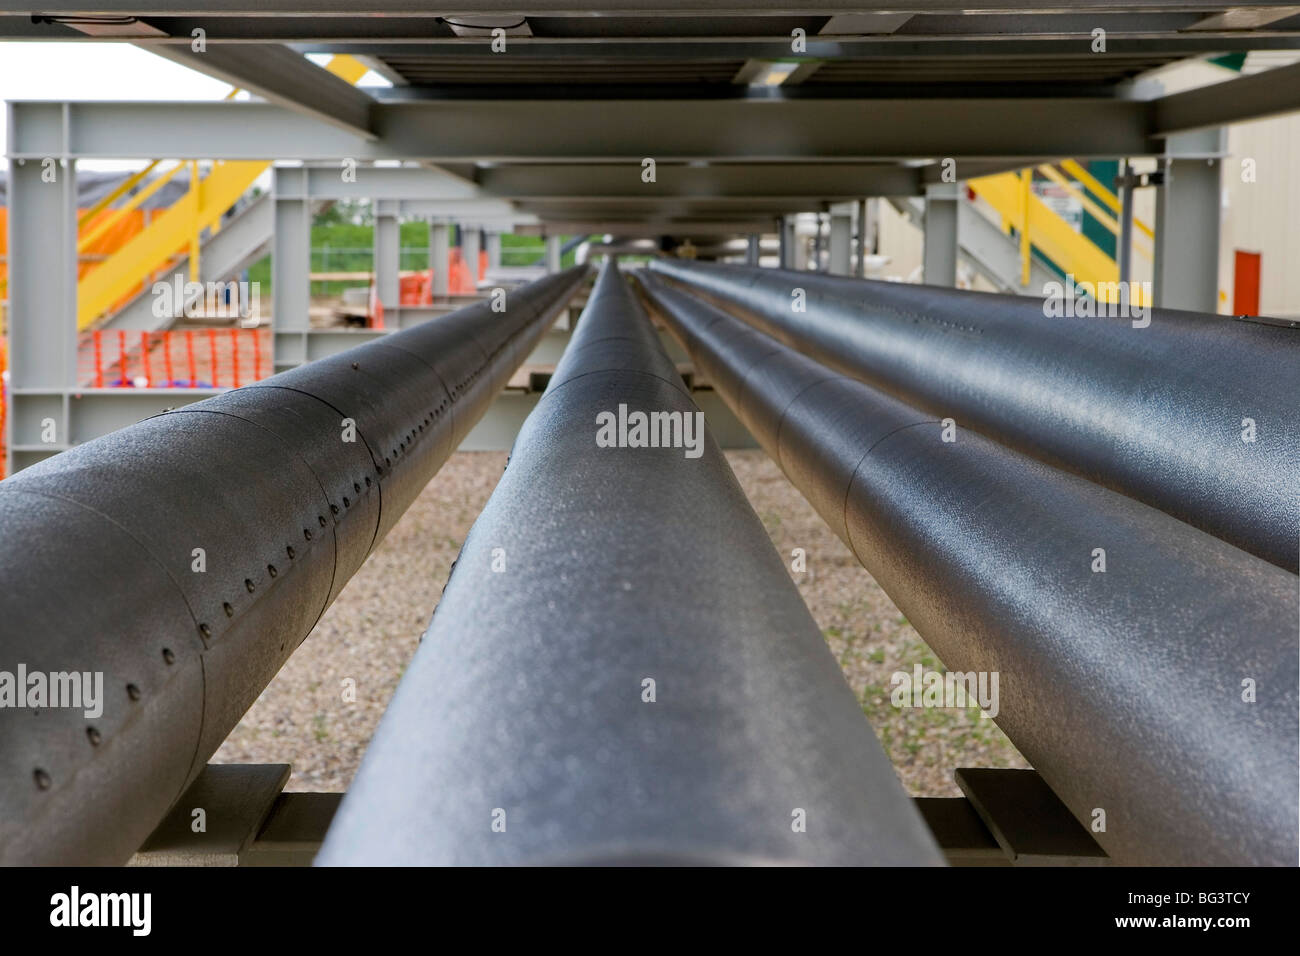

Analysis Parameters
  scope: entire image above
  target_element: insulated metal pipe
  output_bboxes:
[0,266,588,866]
[317,261,943,866]
[637,270,1299,866]
[648,259,1300,572]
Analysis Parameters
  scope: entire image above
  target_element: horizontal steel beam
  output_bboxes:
[10,16,1300,54]
[515,219,777,236]
[275,161,925,209]
[515,199,840,217]
[310,35,1300,59]
[270,163,484,200]
[5,2,1296,15]
[1152,60,1300,135]
[637,269,1299,866]
[21,84,1300,167]
[317,260,943,866]
[8,3,1300,59]
[143,43,377,138]
[478,162,924,199]
[7,97,1156,161]
[0,267,588,865]
[648,259,1300,571]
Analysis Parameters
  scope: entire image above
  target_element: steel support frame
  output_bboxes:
[269,166,535,372]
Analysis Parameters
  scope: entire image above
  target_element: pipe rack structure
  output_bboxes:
[0,266,589,866]
[317,262,943,866]
[637,269,1298,866]
[648,259,1300,573]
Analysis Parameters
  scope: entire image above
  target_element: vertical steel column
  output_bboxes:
[5,147,78,473]
[828,213,851,275]
[430,221,450,297]
[485,230,502,270]
[1154,128,1225,313]
[373,198,400,312]
[545,233,562,273]
[923,182,959,287]
[856,198,869,278]
[746,233,760,266]
[272,167,312,373]
[1117,160,1134,291]
[793,216,810,270]
[462,225,481,288]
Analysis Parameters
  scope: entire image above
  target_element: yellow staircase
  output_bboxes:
[968,161,1153,306]
[75,55,369,330]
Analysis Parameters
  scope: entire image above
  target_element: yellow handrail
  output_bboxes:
[970,169,1148,306]
[77,161,185,253]
[1018,169,1032,287]
[1060,159,1121,214]
[1037,165,1121,234]
[1053,160,1154,242]
[77,160,160,229]
[188,160,202,283]
[1037,164,1152,260]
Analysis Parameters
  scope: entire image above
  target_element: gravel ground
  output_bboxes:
[215,448,1028,796]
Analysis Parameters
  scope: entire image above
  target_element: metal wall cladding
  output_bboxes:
[317,263,943,866]
[640,273,1300,866]
[649,258,1300,572]
[0,267,589,865]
